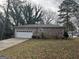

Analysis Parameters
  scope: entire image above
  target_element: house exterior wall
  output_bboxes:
[15,27,64,39]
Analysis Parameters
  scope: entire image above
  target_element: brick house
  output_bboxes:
[15,24,64,39]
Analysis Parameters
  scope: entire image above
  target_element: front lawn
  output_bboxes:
[0,39,79,59]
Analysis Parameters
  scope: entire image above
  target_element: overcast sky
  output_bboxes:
[0,0,6,4]
[0,0,79,13]
[31,0,59,12]
[0,0,64,13]
[30,0,64,13]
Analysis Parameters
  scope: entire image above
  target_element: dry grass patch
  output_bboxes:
[0,39,79,59]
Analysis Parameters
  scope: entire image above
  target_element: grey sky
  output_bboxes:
[30,0,79,13]
[0,0,6,4]
[0,0,79,13]
[30,0,63,13]
[0,0,63,13]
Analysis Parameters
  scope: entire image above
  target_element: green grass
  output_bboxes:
[0,39,79,59]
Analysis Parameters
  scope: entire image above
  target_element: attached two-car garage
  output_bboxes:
[15,31,33,38]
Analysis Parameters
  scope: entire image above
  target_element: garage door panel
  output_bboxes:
[15,32,33,38]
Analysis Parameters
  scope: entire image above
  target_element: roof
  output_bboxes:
[15,24,64,28]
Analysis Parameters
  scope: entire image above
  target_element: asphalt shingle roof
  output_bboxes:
[15,24,64,28]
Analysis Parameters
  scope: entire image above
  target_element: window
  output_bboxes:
[16,30,32,32]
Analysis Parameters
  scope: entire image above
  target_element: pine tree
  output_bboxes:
[58,0,78,31]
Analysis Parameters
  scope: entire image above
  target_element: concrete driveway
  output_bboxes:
[0,38,27,51]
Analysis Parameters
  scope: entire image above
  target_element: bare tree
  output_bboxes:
[20,3,44,24]
[42,10,57,24]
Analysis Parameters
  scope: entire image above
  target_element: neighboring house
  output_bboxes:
[15,24,64,39]
[68,30,79,37]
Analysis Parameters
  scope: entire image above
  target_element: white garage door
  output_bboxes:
[15,32,33,38]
